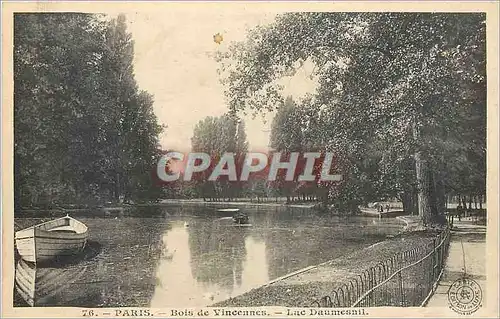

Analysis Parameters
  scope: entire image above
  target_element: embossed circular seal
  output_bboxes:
[447,278,482,315]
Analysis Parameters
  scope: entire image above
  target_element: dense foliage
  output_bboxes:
[217,13,486,221]
[187,114,249,200]
[14,13,163,209]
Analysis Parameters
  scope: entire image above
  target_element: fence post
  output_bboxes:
[338,228,452,309]
[398,271,405,306]
[432,239,437,281]
[439,233,444,269]
[332,290,340,307]
[369,267,374,306]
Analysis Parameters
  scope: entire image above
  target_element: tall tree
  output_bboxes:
[190,115,249,200]
[14,13,108,207]
[269,96,303,202]
[14,13,163,209]
[270,96,303,151]
[101,14,137,201]
[217,13,486,224]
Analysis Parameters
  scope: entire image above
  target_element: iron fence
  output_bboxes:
[310,227,451,307]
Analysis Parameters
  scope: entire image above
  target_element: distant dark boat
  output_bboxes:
[216,208,249,224]
[232,212,249,225]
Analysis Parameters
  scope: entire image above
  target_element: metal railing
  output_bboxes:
[310,227,451,308]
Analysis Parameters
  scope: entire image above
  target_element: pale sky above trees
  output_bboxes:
[120,11,317,151]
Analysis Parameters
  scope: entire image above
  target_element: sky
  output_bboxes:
[120,9,317,152]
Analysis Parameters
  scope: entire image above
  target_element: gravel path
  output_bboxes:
[425,219,486,308]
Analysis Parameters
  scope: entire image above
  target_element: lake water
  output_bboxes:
[14,204,404,307]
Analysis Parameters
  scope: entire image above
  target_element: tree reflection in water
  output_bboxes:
[150,217,270,307]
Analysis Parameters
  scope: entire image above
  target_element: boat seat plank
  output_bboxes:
[49,226,77,233]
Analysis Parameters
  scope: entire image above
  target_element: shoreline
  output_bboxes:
[17,199,319,214]
[157,199,317,209]
[17,200,411,218]
[396,215,423,231]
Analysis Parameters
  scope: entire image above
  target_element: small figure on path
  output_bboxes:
[385,204,390,212]
[457,205,463,221]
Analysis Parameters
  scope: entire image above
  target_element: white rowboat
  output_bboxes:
[15,215,88,263]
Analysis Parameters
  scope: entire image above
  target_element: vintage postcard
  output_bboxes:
[2,1,499,318]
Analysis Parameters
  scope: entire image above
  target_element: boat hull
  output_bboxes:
[216,208,240,218]
[15,217,88,263]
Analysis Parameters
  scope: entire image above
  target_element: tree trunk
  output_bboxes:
[402,184,417,215]
[415,151,432,225]
[413,120,433,225]
[115,172,121,203]
[433,170,446,216]
[429,171,437,216]
[402,195,410,215]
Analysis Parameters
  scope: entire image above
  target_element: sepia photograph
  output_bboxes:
[1,2,499,318]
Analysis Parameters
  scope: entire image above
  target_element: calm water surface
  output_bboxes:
[14,205,403,307]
